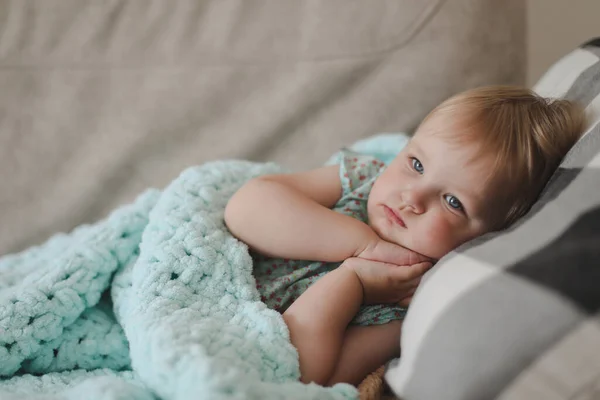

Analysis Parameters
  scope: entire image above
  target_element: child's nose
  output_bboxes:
[402,188,426,214]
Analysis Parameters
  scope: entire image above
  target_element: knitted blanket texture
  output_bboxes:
[0,134,408,399]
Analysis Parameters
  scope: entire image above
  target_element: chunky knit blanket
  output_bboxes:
[0,135,409,400]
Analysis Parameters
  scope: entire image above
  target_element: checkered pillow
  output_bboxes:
[386,39,600,400]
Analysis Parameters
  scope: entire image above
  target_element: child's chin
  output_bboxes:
[395,239,437,261]
[369,219,393,241]
[371,222,415,252]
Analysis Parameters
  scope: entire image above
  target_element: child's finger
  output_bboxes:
[394,261,432,280]
[405,250,432,265]
[383,263,428,291]
[408,277,421,288]
[398,295,413,308]
[413,261,433,276]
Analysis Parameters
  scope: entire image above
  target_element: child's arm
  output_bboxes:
[224,165,375,262]
[225,166,428,265]
[327,321,402,386]
[283,257,430,385]
[282,263,363,384]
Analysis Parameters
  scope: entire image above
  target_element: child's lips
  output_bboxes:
[383,205,406,228]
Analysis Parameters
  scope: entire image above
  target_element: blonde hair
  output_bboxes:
[424,85,585,228]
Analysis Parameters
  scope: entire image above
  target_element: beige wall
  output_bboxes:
[528,0,600,85]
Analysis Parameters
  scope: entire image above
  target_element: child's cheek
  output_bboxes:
[418,214,456,259]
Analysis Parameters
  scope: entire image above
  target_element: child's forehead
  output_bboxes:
[409,125,483,156]
[417,105,483,141]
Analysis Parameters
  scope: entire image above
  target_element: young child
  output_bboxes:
[224,86,584,386]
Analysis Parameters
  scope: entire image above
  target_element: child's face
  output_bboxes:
[367,113,502,260]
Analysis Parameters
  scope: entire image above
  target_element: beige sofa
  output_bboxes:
[0,0,525,260]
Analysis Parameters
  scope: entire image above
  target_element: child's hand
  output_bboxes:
[356,234,431,266]
[342,257,432,305]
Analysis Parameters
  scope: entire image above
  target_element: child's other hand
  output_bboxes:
[356,235,432,266]
[342,257,432,305]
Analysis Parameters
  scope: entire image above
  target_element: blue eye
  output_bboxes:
[444,194,463,211]
[411,158,424,174]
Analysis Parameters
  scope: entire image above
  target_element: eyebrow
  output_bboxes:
[439,171,481,217]
[409,140,429,167]
[454,188,487,218]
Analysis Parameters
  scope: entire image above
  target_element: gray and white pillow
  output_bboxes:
[386,38,600,400]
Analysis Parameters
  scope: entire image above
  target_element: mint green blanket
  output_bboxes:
[0,134,409,400]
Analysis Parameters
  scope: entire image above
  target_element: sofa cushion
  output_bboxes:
[0,0,525,255]
[385,38,600,400]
